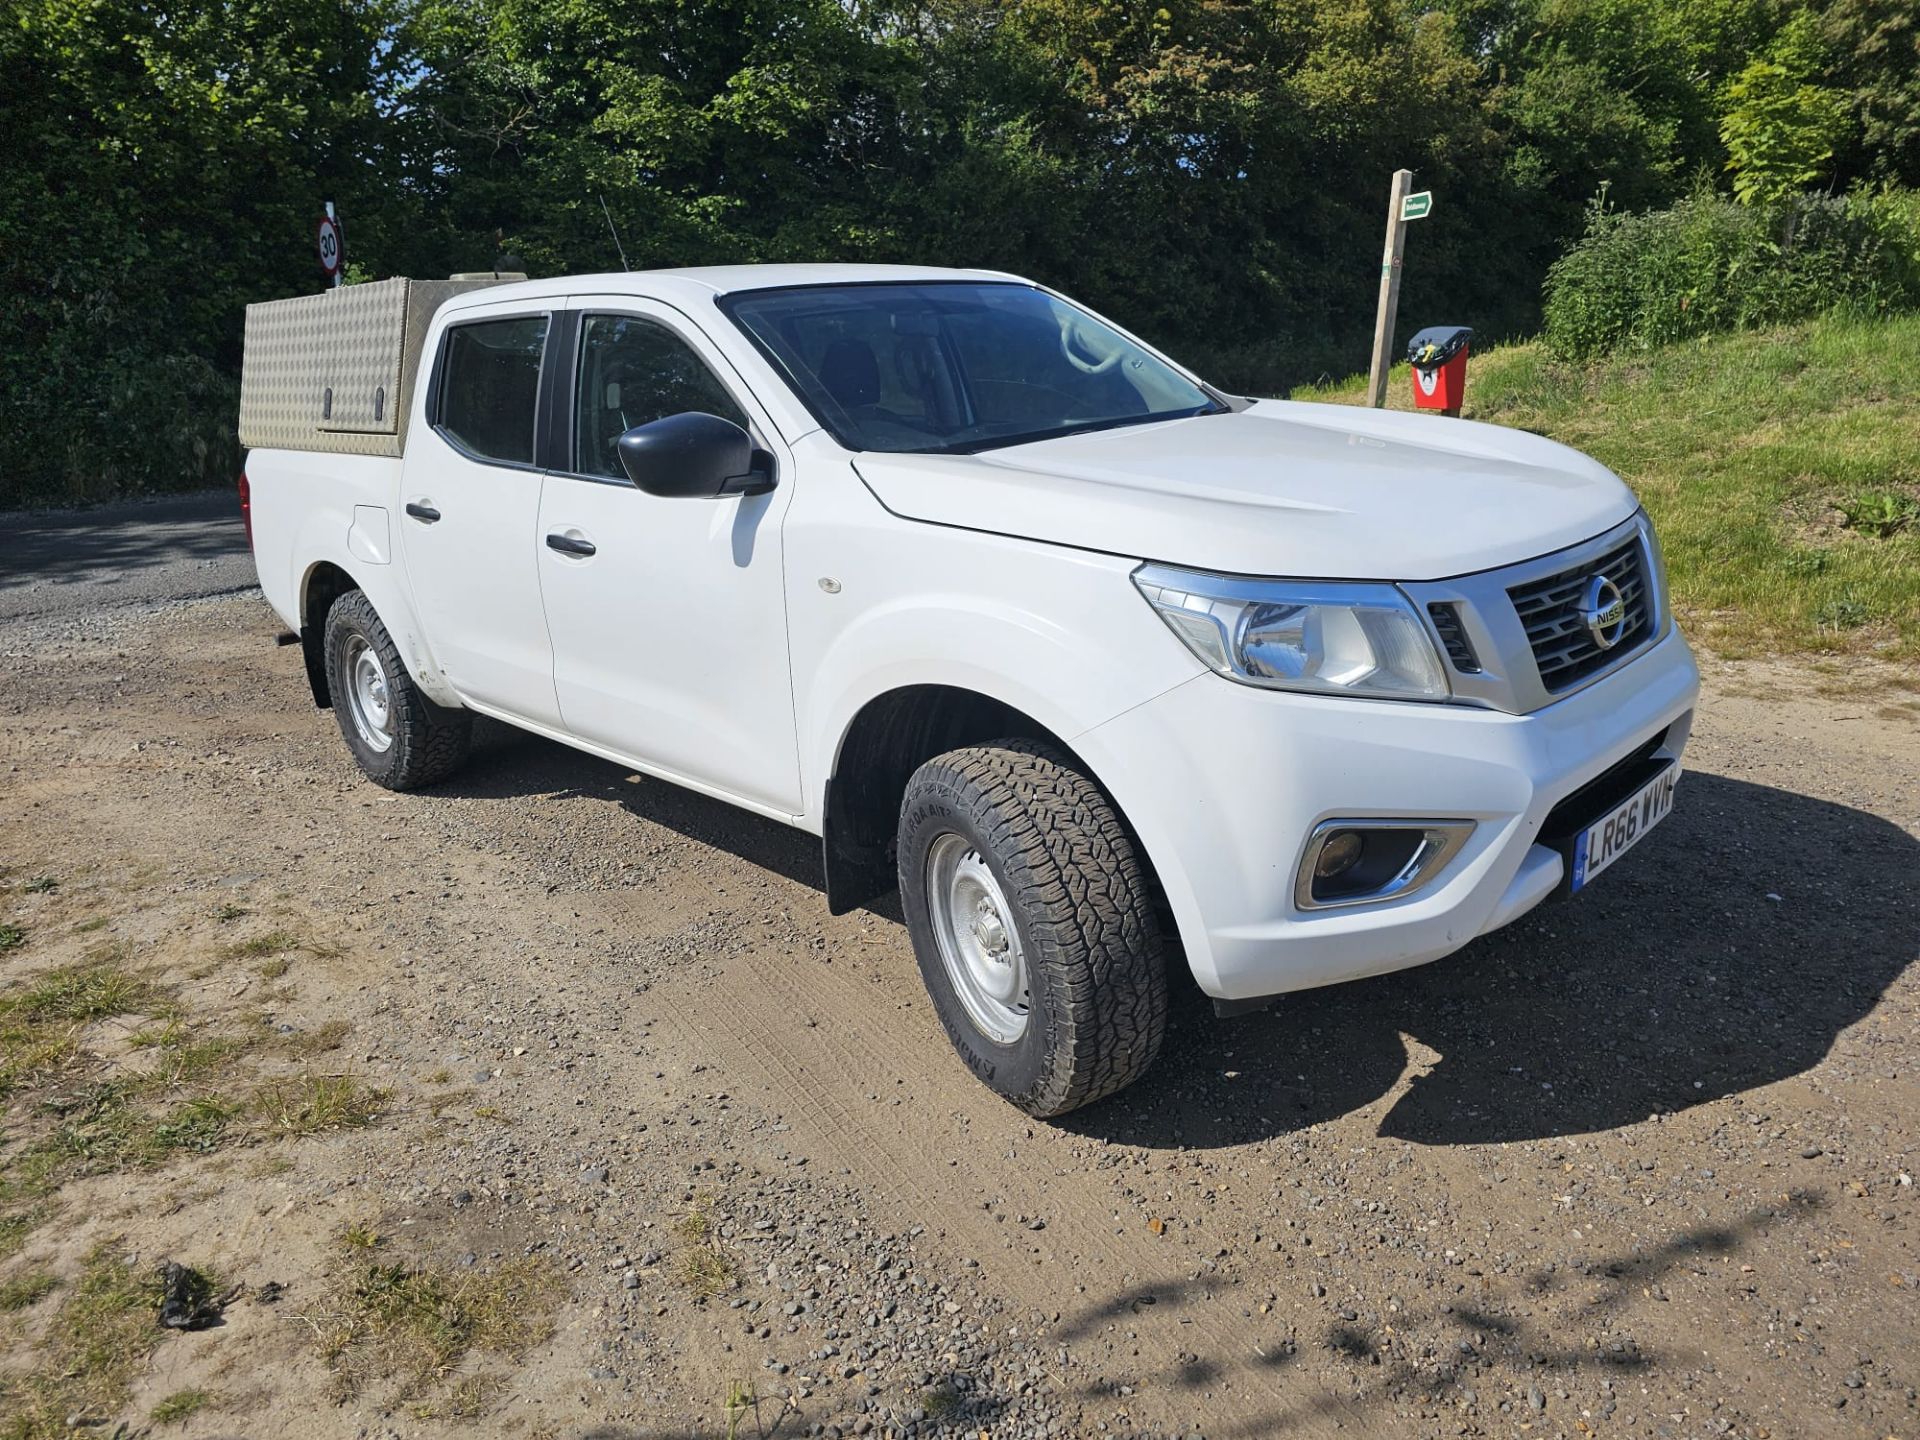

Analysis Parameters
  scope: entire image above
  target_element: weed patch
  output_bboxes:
[220,930,299,962]
[673,1199,737,1296]
[0,1246,169,1439]
[409,1374,503,1420]
[1814,594,1873,630]
[272,1017,350,1058]
[723,1379,764,1438]
[676,1246,736,1297]
[0,962,184,1250]
[1841,488,1919,538]
[0,1268,57,1311]
[0,1207,44,1263]
[149,1388,212,1424]
[252,1074,384,1136]
[1,960,385,1250]
[0,961,153,1097]
[318,1233,564,1408]
[21,1086,241,1183]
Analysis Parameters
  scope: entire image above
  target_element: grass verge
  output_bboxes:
[1294,314,1920,663]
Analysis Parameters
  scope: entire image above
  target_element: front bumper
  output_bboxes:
[1074,628,1701,1000]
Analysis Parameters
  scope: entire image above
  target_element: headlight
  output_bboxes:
[1133,564,1450,701]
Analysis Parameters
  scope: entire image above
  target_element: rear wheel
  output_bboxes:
[322,590,471,790]
[897,739,1168,1117]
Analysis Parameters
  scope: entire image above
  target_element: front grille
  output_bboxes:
[1506,533,1653,692]
[1427,603,1481,673]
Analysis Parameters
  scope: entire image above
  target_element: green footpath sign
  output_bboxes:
[1401,190,1433,221]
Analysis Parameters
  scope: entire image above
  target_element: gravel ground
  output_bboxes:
[0,574,1914,1440]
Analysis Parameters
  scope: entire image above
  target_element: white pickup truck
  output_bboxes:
[239,264,1698,1116]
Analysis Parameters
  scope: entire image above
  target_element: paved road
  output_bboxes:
[0,490,256,623]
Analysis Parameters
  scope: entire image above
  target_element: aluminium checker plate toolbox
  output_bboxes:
[238,278,508,457]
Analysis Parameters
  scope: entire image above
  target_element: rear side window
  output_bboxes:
[437,316,549,465]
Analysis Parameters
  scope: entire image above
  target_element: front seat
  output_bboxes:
[818,339,881,410]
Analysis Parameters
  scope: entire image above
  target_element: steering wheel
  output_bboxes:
[1056,314,1123,375]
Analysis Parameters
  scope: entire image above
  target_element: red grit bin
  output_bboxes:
[1406,325,1472,415]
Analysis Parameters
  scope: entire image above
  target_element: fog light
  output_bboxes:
[1314,830,1365,879]
[1295,819,1476,910]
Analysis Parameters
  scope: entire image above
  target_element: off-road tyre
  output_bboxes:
[322,589,472,790]
[897,738,1169,1117]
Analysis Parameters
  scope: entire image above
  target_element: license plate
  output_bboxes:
[1570,761,1679,893]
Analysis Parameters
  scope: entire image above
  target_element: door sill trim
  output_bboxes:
[454,695,814,833]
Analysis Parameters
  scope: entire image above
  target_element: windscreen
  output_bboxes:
[719,282,1222,454]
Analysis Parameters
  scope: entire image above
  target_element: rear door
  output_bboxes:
[534,296,801,815]
[398,304,562,727]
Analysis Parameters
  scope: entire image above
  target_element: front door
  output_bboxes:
[534,299,801,815]
[397,307,562,727]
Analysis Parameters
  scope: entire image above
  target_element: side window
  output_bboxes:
[437,316,549,465]
[574,314,749,480]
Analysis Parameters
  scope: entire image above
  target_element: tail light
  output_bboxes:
[238,471,253,550]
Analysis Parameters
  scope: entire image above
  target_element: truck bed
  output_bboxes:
[239,278,506,458]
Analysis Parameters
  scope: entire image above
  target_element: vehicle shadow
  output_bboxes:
[1064,771,1919,1148]
[436,731,1915,1150]
[449,718,829,894]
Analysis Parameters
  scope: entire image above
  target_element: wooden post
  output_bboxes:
[1366,169,1414,408]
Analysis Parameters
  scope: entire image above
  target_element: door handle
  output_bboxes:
[405,502,442,523]
[545,532,597,558]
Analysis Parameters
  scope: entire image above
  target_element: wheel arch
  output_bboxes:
[819,683,1172,937]
[298,559,362,709]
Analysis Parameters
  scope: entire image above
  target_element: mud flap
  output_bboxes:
[300,624,331,709]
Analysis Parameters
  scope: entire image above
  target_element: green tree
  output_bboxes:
[1820,0,1920,186]
[0,0,442,503]
[9,0,1902,507]
[1434,0,1779,263]
[1719,12,1853,204]
[403,0,1524,387]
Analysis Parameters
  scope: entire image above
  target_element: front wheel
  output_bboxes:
[897,739,1168,1117]
[322,590,472,791]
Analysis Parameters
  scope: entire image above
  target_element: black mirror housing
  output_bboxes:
[616,412,773,498]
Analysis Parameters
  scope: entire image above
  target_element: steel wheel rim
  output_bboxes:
[925,832,1029,1044]
[343,635,395,754]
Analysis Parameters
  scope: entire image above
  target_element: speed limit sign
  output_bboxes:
[316,212,343,281]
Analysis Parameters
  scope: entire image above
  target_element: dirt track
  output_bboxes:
[1,580,1916,1440]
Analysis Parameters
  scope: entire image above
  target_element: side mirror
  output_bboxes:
[616,412,774,498]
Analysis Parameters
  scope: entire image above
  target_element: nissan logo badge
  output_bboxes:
[1580,574,1627,649]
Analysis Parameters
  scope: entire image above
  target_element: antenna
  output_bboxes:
[599,195,631,272]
